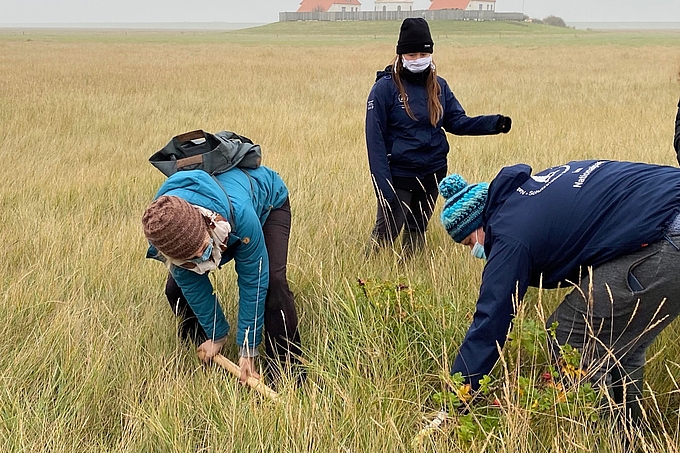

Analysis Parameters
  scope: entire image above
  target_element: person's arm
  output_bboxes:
[366,82,395,203]
[451,236,531,390]
[675,98,680,165]
[170,267,230,342]
[441,81,511,136]
[231,206,269,358]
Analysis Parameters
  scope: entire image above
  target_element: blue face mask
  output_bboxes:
[470,231,486,260]
[188,238,213,264]
[471,242,486,260]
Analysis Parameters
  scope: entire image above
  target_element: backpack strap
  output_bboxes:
[238,168,256,201]
[210,175,237,230]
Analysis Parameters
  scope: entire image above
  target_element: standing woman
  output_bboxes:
[365,17,512,256]
[674,96,680,165]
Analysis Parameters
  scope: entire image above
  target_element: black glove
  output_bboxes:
[496,115,512,134]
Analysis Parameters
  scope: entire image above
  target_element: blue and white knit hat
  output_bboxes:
[439,174,489,243]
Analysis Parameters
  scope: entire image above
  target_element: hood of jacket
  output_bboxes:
[375,65,393,83]
[155,170,232,222]
[482,163,532,227]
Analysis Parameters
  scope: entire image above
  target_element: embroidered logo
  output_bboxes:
[397,94,408,109]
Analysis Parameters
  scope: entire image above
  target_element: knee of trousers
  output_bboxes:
[165,276,180,297]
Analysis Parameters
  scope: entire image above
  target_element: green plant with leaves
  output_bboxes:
[430,315,601,444]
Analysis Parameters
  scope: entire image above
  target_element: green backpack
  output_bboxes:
[149,129,262,177]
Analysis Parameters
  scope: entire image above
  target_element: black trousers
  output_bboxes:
[368,186,439,255]
[165,198,302,367]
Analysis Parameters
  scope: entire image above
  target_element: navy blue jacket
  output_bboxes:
[365,66,502,202]
[453,160,680,389]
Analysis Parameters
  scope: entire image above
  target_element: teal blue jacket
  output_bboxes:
[146,167,289,350]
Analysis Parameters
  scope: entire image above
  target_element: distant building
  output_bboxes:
[297,0,362,13]
[428,0,495,11]
[374,0,414,12]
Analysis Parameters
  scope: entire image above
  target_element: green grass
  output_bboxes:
[1,21,679,47]
[1,23,680,452]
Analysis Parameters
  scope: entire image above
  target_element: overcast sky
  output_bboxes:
[2,0,679,24]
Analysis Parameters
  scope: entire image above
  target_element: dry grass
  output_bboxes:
[1,22,680,452]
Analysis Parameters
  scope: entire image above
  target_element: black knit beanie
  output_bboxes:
[396,18,434,55]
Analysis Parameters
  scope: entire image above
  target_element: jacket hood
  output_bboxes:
[375,65,393,82]
[482,163,532,225]
[155,170,232,222]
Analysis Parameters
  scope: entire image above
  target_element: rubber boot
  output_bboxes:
[365,233,392,258]
[401,230,425,257]
[622,366,644,426]
[610,366,644,426]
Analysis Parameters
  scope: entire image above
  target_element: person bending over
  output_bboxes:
[142,167,302,386]
[439,159,680,423]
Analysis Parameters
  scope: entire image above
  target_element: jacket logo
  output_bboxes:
[398,94,408,109]
[517,165,570,196]
[572,161,606,188]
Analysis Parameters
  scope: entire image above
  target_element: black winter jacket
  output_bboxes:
[675,98,680,164]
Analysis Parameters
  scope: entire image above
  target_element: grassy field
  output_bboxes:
[1,21,680,452]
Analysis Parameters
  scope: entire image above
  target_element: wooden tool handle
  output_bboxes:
[212,354,279,400]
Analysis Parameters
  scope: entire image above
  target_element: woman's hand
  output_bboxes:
[196,337,227,363]
[238,356,261,384]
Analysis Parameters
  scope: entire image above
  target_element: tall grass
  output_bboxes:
[1,22,680,451]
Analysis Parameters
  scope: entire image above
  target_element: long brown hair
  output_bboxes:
[392,55,443,127]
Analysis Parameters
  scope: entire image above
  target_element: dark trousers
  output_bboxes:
[547,234,680,422]
[368,186,439,256]
[165,198,302,368]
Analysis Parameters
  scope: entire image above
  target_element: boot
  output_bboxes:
[610,366,644,426]
[401,230,425,257]
[622,366,644,426]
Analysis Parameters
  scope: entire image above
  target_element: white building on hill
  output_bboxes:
[374,0,414,12]
[429,0,496,11]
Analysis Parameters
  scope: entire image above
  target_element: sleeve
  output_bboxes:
[365,81,395,203]
[170,266,230,342]
[675,98,680,165]
[231,206,269,353]
[441,81,503,136]
[451,236,532,390]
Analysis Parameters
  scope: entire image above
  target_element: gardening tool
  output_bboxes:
[213,354,279,400]
[412,410,448,445]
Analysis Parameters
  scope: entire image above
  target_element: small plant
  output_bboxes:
[430,317,601,444]
[355,277,420,320]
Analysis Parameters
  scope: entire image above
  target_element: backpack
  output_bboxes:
[149,129,262,177]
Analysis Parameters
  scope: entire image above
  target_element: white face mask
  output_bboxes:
[402,55,432,73]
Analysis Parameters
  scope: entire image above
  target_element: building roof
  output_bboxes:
[429,0,470,10]
[297,0,361,12]
[429,0,496,8]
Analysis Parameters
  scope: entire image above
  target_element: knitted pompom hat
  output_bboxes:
[142,195,208,260]
[439,174,489,243]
